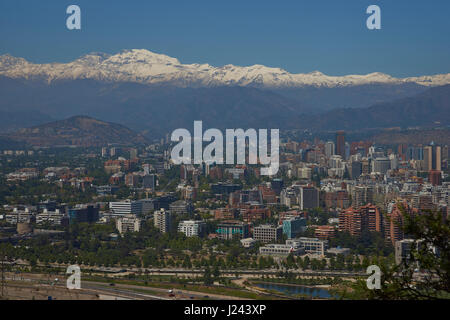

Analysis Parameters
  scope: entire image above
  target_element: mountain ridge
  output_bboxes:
[294,84,450,131]
[1,85,448,144]
[1,49,449,88]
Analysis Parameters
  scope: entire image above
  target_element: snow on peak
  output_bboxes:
[307,71,325,76]
[0,54,29,70]
[108,49,181,65]
[0,49,449,88]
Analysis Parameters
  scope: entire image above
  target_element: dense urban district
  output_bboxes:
[0,130,449,300]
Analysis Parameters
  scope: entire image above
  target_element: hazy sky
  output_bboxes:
[0,0,449,77]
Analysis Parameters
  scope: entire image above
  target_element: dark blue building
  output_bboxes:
[68,205,99,223]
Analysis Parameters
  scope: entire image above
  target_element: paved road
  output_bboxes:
[82,282,171,300]
[5,274,241,300]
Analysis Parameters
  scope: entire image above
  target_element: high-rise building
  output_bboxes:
[339,207,365,236]
[125,173,139,187]
[350,161,362,179]
[129,148,138,160]
[298,186,319,210]
[397,144,407,161]
[407,146,423,161]
[280,188,297,208]
[323,190,350,209]
[345,142,350,160]
[271,179,284,196]
[325,141,335,158]
[339,204,383,236]
[143,174,156,189]
[411,194,435,212]
[336,131,346,158]
[385,203,409,245]
[153,208,172,233]
[372,157,391,175]
[351,186,374,207]
[424,145,433,170]
[361,159,370,175]
[282,217,306,239]
[424,145,441,171]
[429,170,442,186]
[389,154,399,170]
[442,145,449,162]
[360,204,384,233]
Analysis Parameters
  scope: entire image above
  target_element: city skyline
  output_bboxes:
[0,0,448,304]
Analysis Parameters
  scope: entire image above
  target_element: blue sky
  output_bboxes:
[0,0,449,77]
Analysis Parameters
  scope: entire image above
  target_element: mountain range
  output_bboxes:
[1,49,449,88]
[0,49,449,138]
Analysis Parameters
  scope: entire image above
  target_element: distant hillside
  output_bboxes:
[372,128,450,145]
[0,78,448,138]
[295,85,450,131]
[0,78,302,137]
[5,116,149,147]
[0,109,53,133]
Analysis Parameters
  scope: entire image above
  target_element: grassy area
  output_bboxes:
[250,276,342,286]
[119,287,163,297]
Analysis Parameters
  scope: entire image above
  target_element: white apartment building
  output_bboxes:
[116,215,143,234]
[109,200,142,215]
[36,209,68,225]
[240,238,256,248]
[286,237,328,256]
[177,220,206,237]
[153,208,172,233]
[259,243,305,257]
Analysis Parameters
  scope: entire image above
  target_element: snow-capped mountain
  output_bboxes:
[0,49,449,88]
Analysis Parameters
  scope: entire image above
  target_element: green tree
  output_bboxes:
[349,207,450,300]
[203,266,213,285]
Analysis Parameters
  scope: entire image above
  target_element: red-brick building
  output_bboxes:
[314,225,336,239]
[338,204,383,236]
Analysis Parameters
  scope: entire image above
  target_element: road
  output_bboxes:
[4,273,247,300]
